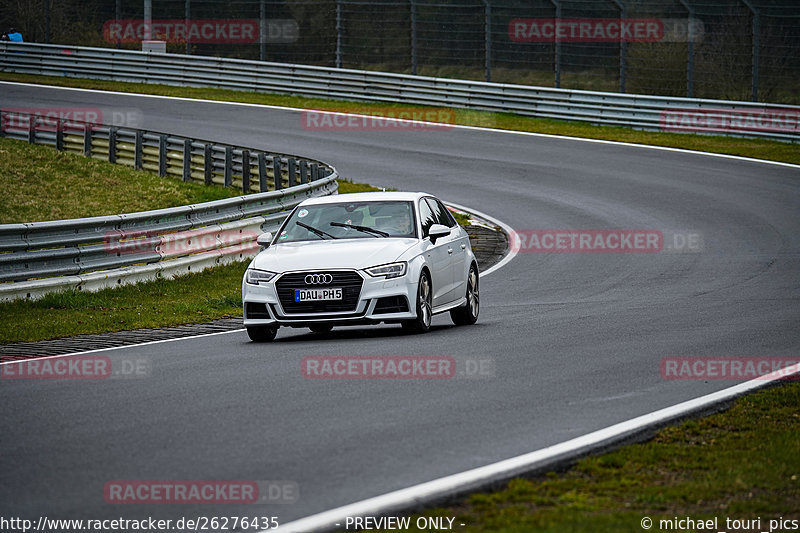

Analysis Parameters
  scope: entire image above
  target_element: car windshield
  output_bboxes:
[276,200,417,243]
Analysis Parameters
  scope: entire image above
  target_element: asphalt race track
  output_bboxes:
[2,83,799,527]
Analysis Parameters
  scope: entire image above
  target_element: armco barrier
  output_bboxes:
[1,42,798,142]
[0,109,339,301]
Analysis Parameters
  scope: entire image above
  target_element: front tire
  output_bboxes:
[402,270,432,333]
[247,325,278,342]
[451,264,479,326]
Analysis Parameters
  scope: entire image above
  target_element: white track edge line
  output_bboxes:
[273,363,800,532]
[2,81,798,170]
[445,201,518,278]
[0,329,244,365]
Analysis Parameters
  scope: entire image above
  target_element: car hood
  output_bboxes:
[251,238,418,272]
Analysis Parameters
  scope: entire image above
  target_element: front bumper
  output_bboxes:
[242,269,417,328]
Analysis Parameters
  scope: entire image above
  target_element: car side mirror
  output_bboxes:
[256,232,273,248]
[428,224,451,244]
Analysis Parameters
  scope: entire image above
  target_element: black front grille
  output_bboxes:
[275,271,363,314]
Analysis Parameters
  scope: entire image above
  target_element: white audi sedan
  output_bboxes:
[242,191,479,341]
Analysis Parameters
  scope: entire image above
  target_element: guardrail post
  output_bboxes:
[311,163,320,181]
[108,127,117,164]
[272,156,282,190]
[182,139,192,182]
[134,130,143,170]
[241,149,250,193]
[224,147,233,187]
[204,143,213,185]
[55,118,64,151]
[84,124,93,156]
[28,114,38,144]
[158,135,167,177]
[258,153,268,191]
[288,158,297,187]
[300,160,309,184]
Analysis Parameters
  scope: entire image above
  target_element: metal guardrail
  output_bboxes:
[0,109,339,301]
[2,41,798,143]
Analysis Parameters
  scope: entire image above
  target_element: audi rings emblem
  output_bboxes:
[305,273,333,285]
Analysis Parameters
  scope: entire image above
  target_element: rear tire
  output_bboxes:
[451,264,479,326]
[402,270,432,333]
[247,325,278,342]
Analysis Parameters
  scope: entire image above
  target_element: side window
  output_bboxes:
[426,198,456,228]
[418,198,436,238]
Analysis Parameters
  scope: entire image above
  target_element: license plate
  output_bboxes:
[295,288,343,302]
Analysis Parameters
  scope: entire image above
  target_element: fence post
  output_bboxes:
[679,0,694,97]
[242,149,250,193]
[134,130,143,170]
[158,135,167,177]
[410,0,418,75]
[182,139,192,182]
[335,0,343,68]
[185,0,191,55]
[108,127,117,164]
[272,156,283,190]
[482,0,492,82]
[548,0,561,88]
[260,0,266,61]
[258,153,267,191]
[610,0,627,93]
[224,146,233,187]
[742,0,759,101]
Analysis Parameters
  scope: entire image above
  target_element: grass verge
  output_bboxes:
[0,137,237,223]
[365,381,800,532]
[2,72,798,166]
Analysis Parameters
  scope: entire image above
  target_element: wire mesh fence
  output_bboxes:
[2,0,798,103]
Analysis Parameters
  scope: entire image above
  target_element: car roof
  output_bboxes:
[299,191,434,206]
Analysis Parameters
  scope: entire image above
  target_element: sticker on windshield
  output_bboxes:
[279,230,288,240]
[298,209,309,218]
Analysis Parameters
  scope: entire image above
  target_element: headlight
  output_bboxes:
[246,269,277,285]
[365,262,407,279]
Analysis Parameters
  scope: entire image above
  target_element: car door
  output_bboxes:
[418,198,453,309]
[426,197,467,303]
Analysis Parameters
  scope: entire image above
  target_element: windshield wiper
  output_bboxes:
[330,221,389,237]
[297,221,337,240]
